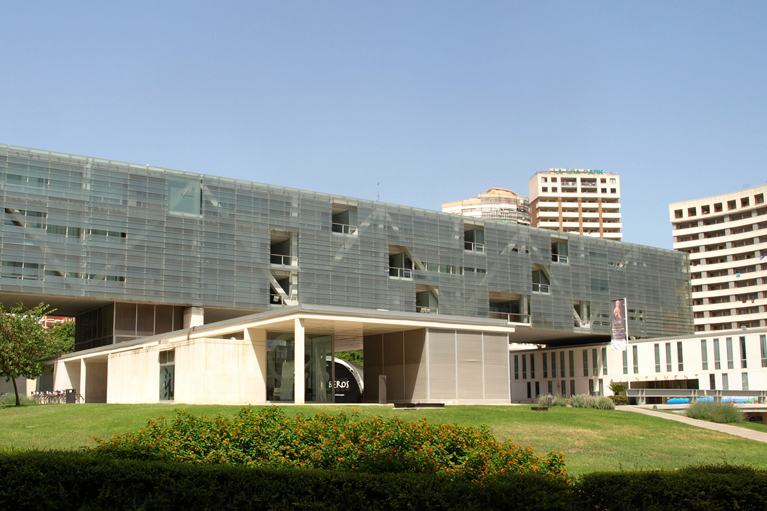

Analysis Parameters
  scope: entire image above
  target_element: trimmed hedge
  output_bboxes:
[1,452,764,510]
[577,465,767,511]
[0,451,572,511]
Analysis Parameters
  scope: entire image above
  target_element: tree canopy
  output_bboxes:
[0,302,57,406]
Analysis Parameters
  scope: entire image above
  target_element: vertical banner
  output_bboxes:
[610,298,628,351]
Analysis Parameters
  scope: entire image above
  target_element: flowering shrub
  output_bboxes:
[86,407,567,483]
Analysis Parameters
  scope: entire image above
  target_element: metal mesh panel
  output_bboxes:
[456,330,483,400]
[483,332,510,399]
[0,144,692,340]
[427,329,457,400]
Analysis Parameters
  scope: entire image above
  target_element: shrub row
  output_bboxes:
[569,394,615,410]
[86,407,567,482]
[1,452,765,511]
[687,401,744,424]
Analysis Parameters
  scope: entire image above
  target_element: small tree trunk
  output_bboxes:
[11,377,20,406]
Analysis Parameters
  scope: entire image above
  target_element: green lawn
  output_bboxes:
[2,403,766,476]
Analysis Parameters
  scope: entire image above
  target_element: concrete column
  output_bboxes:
[79,358,87,403]
[183,307,205,328]
[245,328,268,403]
[294,318,305,404]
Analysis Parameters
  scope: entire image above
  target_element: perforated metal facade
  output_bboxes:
[0,144,692,349]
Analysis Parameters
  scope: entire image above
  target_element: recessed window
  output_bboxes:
[464,226,485,253]
[332,203,358,235]
[532,269,550,293]
[728,200,737,210]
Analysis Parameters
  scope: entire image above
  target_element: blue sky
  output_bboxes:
[2,1,766,249]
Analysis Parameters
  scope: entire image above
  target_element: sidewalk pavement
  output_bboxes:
[617,405,767,444]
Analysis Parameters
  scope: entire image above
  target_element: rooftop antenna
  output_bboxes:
[377,182,380,201]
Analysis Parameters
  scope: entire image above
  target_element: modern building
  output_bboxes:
[441,187,530,225]
[670,185,767,333]
[510,328,767,403]
[0,144,690,404]
[528,169,622,241]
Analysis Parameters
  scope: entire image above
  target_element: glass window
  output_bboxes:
[514,355,519,380]
[665,343,672,372]
[547,381,553,395]
[633,345,639,374]
[701,339,708,370]
[677,342,684,371]
[570,380,576,396]
[522,354,527,379]
[159,349,175,401]
[602,347,608,375]
[740,336,747,369]
[560,351,566,378]
[592,348,598,376]
[654,343,661,372]
[267,333,295,402]
[709,373,716,390]
[530,353,536,379]
[622,349,628,374]
[599,379,604,396]
[583,349,589,377]
[535,381,540,397]
[569,350,574,377]
[742,372,749,391]
[561,380,566,397]
[714,338,721,370]
[532,269,551,293]
[527,382,531,399]
[722,373,729,390]
[761,335,767,368]
[589,379,594,394]
[551,352,557,378]
[543,352,548,378]
[726,338,734,369]
[168,177,202,216]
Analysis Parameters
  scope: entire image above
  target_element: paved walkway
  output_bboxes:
[617,405,767,444]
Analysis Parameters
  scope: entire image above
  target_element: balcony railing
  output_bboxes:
[270,254,292,265]
[416,306,438,314]
[532,283,550,294]
[551,254,568,264]
[464,241,485,253]
[389,267,412,279]
[489,311,530,324]
[332,223,358,235]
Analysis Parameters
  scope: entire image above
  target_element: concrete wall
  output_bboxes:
[108,348,160,403]
[54,360,81,395]
[175,333,266,405]
[105,331,267,405]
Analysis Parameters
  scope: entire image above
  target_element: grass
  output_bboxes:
[2,403,766,477]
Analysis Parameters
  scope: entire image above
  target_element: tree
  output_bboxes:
[47,320,75,358]
[0,302,55,406]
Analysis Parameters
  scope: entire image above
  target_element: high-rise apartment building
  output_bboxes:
[670,185,767,332]
[528,169,622,241]
[441,187,530,225]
